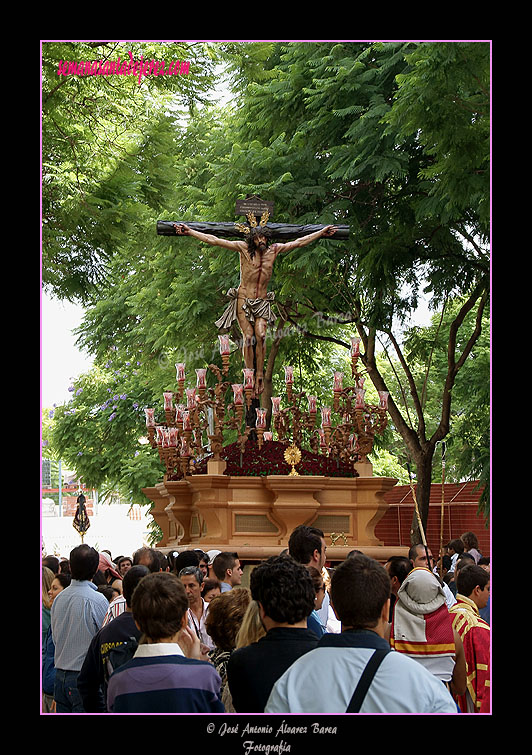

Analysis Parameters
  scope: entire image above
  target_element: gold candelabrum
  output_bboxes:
[145,335,257,480]
[271,339,389,470]
[144,335,389,480]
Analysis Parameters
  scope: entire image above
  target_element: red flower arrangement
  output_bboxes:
[191,440,358,478]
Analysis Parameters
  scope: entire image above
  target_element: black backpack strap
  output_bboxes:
[103,636,139,683]
[346,648,390,713]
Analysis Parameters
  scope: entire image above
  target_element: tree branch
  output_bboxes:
[285,316,349,350]
[420,296,447,410]
[432,279,488,445]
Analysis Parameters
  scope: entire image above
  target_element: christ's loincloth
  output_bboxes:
[214,288,276,331]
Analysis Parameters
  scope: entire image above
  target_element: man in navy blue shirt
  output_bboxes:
[226,555,319,712]
[77,565,149,711]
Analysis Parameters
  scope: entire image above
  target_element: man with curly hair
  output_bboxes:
[226,555,319,712]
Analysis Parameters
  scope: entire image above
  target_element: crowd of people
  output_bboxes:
[41,528,490,715]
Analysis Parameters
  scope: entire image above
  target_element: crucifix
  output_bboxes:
[157,195,349,399]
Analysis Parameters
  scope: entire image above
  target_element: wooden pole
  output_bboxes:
[407,461,431,567]
[438,441,446,579]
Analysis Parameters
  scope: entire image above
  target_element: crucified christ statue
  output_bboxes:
[172,218,337,395]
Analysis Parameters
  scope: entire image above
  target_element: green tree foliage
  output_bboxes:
[387,42,490,234]
[43,42,490,537]
[376,300,490,514]
[50,361,165,505]
[42,41,221,301]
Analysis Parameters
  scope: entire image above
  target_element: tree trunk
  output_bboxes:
[409,447,435,546]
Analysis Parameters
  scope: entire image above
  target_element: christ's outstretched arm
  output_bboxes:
[273,224,337,255]
[173,223,242,252]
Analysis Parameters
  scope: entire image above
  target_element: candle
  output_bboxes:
[243,368,255,389]
[321,406,332,427]
[168,427,179,447]
[350,337,361,356]
[196,368,207,388]
[182,410,192,430]
[355,388,366,409]
[180,437,190,457]
[318,429,327,448]
[256,408,267,428]
[308,395,317,413]
[175,363,186,381]
[333,371,343,391]
[264,431,273,442]
[145,408,155,427]
[218,334,231,356]
[284,365,294,384]
[185,388,196,409]
[378,391,389,410]
[163,392,174,411]
[161,429,170,448]
[271,396,281,415]
[175,404,185,423]
[155,426,165,445]
[232,384,244,405]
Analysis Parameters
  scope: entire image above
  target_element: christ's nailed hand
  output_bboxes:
[173,223,190,235]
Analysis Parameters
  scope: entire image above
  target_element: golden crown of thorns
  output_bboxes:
[234,210,270,235]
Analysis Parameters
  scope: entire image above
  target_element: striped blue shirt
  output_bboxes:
[51,579,109,671]
[107,643,224,713]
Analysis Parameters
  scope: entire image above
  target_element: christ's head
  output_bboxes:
[247,226,271,258]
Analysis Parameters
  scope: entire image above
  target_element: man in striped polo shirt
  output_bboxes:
[106,572,224,713]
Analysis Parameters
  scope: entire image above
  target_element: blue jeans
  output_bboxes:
[54,669,85,713]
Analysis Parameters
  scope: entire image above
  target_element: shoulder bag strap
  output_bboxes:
[346,648,390,713]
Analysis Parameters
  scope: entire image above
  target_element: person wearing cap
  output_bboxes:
[388,566,466,700]
[206,550,221,580]
[409,543,456,609]
[98,552,122,581]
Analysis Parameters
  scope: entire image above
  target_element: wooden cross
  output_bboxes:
[157,219,349,240]
[157,196,349,431]
[157,193,349,239]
